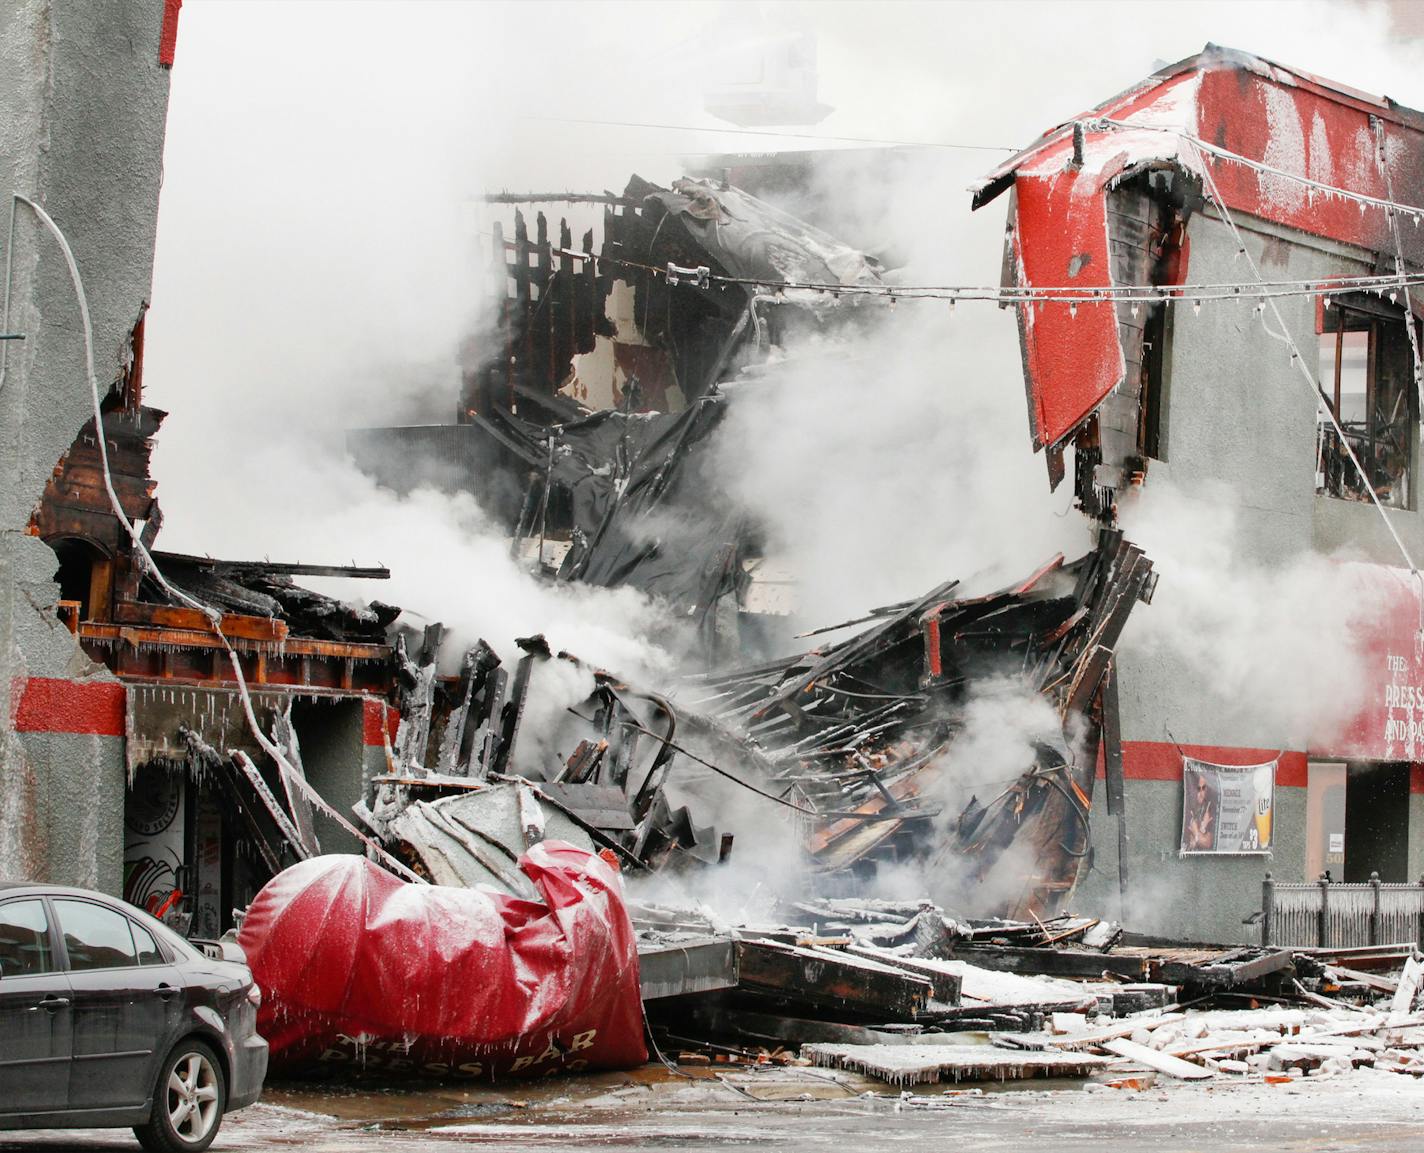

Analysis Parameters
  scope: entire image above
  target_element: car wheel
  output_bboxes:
[133,1039,226,1153]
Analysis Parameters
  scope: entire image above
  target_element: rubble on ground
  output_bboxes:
[226,516,1424,1089]
[633,897,1424,1086]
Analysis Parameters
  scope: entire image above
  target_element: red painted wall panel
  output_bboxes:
[1012,175,1124,447]
[1325,565,1424,762]
[12,677,125,736]
[361,696,398,747]
[993,52,1424,450]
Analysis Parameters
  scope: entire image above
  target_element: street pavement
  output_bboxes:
[5,1064,1424,1152]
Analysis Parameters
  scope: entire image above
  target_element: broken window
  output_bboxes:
[1317,297,1418,509]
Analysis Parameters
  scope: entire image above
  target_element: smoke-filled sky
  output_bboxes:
[141,0,1424,675]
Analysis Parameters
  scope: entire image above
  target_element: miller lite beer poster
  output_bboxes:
[1180,758,1276,855]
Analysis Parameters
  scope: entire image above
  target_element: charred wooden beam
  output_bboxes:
[78,622,389,662]
[733,939,932,1022]
[149,551,390,580]
[478,192,638,206]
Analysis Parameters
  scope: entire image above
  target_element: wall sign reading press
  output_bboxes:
[1180,757,1276,855]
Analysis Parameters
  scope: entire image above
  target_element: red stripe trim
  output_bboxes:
[1101,741,1308,787]
[159,0,182,67]
[1412,765,1424,795]
[13,677,125,736]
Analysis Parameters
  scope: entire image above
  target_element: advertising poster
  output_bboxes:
[1180,757,1276,855]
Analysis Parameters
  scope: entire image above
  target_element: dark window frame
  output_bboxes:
[1318,298,1419,510]
[0,896,60,978]
[51,896,154,973]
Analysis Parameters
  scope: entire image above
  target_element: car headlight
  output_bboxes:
[246,983,262,1009]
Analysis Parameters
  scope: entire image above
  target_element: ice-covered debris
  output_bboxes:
[801,1043,1113,1087]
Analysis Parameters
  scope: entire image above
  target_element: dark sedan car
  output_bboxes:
[0,882,268,1151]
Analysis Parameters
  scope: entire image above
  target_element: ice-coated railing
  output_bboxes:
[1261,873,1424,948]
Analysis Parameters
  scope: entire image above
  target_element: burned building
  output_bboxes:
[25,327,402,932]
[973,44,1424,940]
[350,175,885,657]
[0,4,406,932]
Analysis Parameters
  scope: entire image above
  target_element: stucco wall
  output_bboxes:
[0,2,172,891]
[1088,205,1405,941]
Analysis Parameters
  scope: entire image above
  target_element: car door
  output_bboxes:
[51,897,183,1111]
[0,897,73,1115]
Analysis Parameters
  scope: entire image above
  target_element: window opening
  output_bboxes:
[1317,299,1417,509]
[48,536,113,623]
[130,920,164,965]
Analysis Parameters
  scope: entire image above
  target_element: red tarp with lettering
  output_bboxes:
[236,841,647,1079]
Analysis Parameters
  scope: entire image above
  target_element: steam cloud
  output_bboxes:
[1117,480,1381,748]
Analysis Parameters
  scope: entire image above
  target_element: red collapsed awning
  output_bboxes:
[236,841,648,1079]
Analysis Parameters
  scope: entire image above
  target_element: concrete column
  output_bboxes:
[0,3,172,891]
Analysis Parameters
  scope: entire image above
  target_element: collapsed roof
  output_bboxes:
[466,173,884,423]
[368,529,1154,921]
[350,174,890,655]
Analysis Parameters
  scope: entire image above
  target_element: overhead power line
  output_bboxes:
[519,114,1017,153]
[481,231,1424,304]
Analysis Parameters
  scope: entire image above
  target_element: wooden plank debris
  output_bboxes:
[803,1042,1113,1086]
[1101,1037,1213,1080]
[1050,1013,1185,1051]
[1392,955,1422,1015]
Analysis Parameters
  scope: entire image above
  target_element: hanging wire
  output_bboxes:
[0,196,18,398]
[486,232,1424,305]
[1095,117,1424,222]
[518,114,1018,153]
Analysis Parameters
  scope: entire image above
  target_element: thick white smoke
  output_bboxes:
[1116,480,1381,748]
[145,1,1424,648]
[711,315,1090,625]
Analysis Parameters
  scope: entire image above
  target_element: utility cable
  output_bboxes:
[0,196,19,397]
[1096,117,1424,221]
[519,114,1017,153]
[493,228,1424,302]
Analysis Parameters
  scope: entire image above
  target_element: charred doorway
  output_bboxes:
[47,535,113,625]
[122,684,370,939]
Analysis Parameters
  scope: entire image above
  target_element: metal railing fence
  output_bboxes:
[1261,873,1424,948]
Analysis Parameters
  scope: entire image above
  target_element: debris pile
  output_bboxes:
[147,551,400,644]
[347,528,1152,924]
[631,896,1424,1087]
